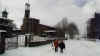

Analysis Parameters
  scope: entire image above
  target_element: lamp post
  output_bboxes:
[25,33,31,47]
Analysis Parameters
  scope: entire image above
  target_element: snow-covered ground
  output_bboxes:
[0,40,99,56]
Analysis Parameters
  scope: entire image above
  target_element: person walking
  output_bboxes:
[53,40,59,52]
[58,40,65,53]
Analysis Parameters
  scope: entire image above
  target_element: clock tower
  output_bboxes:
[24,2,30,18]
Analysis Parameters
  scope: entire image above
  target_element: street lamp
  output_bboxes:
[25,33,31,47]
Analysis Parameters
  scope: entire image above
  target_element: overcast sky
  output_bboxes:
[0,0,97,34]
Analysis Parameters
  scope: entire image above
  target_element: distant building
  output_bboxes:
[21,2,56,35]
[87,13,96,39]
[95,13,100,39]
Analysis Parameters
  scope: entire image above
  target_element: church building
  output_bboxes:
[21,2,56,35]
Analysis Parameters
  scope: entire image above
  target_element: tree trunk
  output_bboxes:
[69,34,74,39]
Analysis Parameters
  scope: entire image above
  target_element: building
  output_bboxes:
[87,13,96,39]
[0,9,20,54]
[0,9,13,54]
[21,3,39,35]
[95,13,100,39]
[21,2,56,35]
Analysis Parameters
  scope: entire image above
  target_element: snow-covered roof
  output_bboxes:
[44,30,56,32]
[0,30,6,32]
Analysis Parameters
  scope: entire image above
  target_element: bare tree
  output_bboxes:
[55,17,79,39]
[67,23,79,39]
[55,17,68,38]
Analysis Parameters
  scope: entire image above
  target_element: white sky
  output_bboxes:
[0,0,97,34]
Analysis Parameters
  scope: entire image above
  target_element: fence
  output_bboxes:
[5,37,18,50]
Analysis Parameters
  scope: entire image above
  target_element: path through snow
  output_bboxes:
[0,40,99,56]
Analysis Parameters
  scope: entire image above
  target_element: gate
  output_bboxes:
[5,36,18,50]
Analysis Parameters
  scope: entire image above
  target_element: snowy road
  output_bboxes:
[0,40,99,56]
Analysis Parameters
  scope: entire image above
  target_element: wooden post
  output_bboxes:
[25,36,28,47]
[17,34,18,47]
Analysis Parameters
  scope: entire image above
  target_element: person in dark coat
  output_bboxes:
[58,40,65,53]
